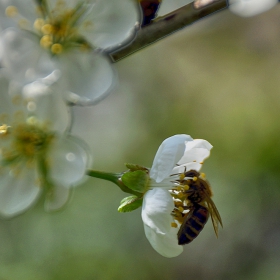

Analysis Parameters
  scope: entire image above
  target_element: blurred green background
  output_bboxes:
[1,3,280,280]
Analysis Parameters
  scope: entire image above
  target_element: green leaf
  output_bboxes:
[121,170,149,193]
[125,163,148,172]
[118,196,143,212]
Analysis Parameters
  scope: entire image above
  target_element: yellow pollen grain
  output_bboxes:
[5,6,18,17]
[51,43,63,54]
[184,185,189,190]
[200,172,206,179]
[193,176,198,182]
[200,161,204,165]
[171,222,178,228]
[179,173,185,180]
[178,206,184,213]
[34,18,45,31]
[41,24,54,35]
[40,35,53,48]
[177,192,185,199]
[0,124,9,135]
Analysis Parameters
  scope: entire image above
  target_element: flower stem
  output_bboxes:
[87,169,142,196]
[109,0,228,62]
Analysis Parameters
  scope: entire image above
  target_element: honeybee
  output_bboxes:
[175,170,223,245]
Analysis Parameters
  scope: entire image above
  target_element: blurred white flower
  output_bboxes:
[0,0,140,105]
[142,134,212,257]
[0,71,90,218]
[229,0,277,17]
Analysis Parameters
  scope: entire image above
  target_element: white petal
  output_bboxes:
[173,139,213,173]
[22,81,70,132]
[0,0,37,30]
[142,188,183,257]
[48,135,90,188]
[1,28,56,85]
[80,0,140,49]
[58,51,116,106]
[150,134,193,183]
[229,0,277,17]
[143,224,183,258]
[44,184,71,212]
[0,166,41,218]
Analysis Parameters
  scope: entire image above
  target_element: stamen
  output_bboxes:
[40,35,53,48]
[0,124,10,135]
[178,206,184,213]
[34,18,45,31]
[5,6,18,17]
[200,172,206,179]
[41,24,54,35]
[51,43,63,54]
[179,173,185,181]
[171,222,178,228]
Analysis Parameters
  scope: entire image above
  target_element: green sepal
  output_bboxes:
[125,163,149,172]
[118,195,143,213]
[121,170,149,193]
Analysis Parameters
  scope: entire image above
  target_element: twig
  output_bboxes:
[109,0,228,62]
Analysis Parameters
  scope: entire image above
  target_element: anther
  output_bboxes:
[34,18,45,31]
[5,6,18,17]
[0,124,10,135]
[51,43,63,54]
[41,24,54,35]
[200,172,206,179]
[178,206,184,213]
[40,35,53,48]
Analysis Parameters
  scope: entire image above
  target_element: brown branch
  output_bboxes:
[109,0,228,62]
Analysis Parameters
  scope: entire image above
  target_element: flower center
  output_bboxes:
[1,118,54,166]
[6,0,93,55]
[169,170,212,228]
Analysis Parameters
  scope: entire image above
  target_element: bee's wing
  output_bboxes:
[204,195,223,237]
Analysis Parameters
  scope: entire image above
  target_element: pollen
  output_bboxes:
[51,43,63,54]
[200,172,206,179]
[40,35,53,48]
[179,173,185,181]
[193,176,198,182]
[34,18,45,31]
[171,222,178,228]
[178,206,184,213]
[0,124,10,135]
[41,24,54,35]
[184,184,189,191]
[5,6,18,17]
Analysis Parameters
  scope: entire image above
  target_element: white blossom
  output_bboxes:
[0,0,140,105]
[141,134,212,257]
[0,71,90,217]
[229,0,277,17]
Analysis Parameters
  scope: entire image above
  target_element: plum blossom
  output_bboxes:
[0,0,140,105]
[229,0,277,17]
[0,71,90,217]
[142,134,212,257]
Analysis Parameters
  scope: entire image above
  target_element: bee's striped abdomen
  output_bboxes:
[178,205,209,245]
